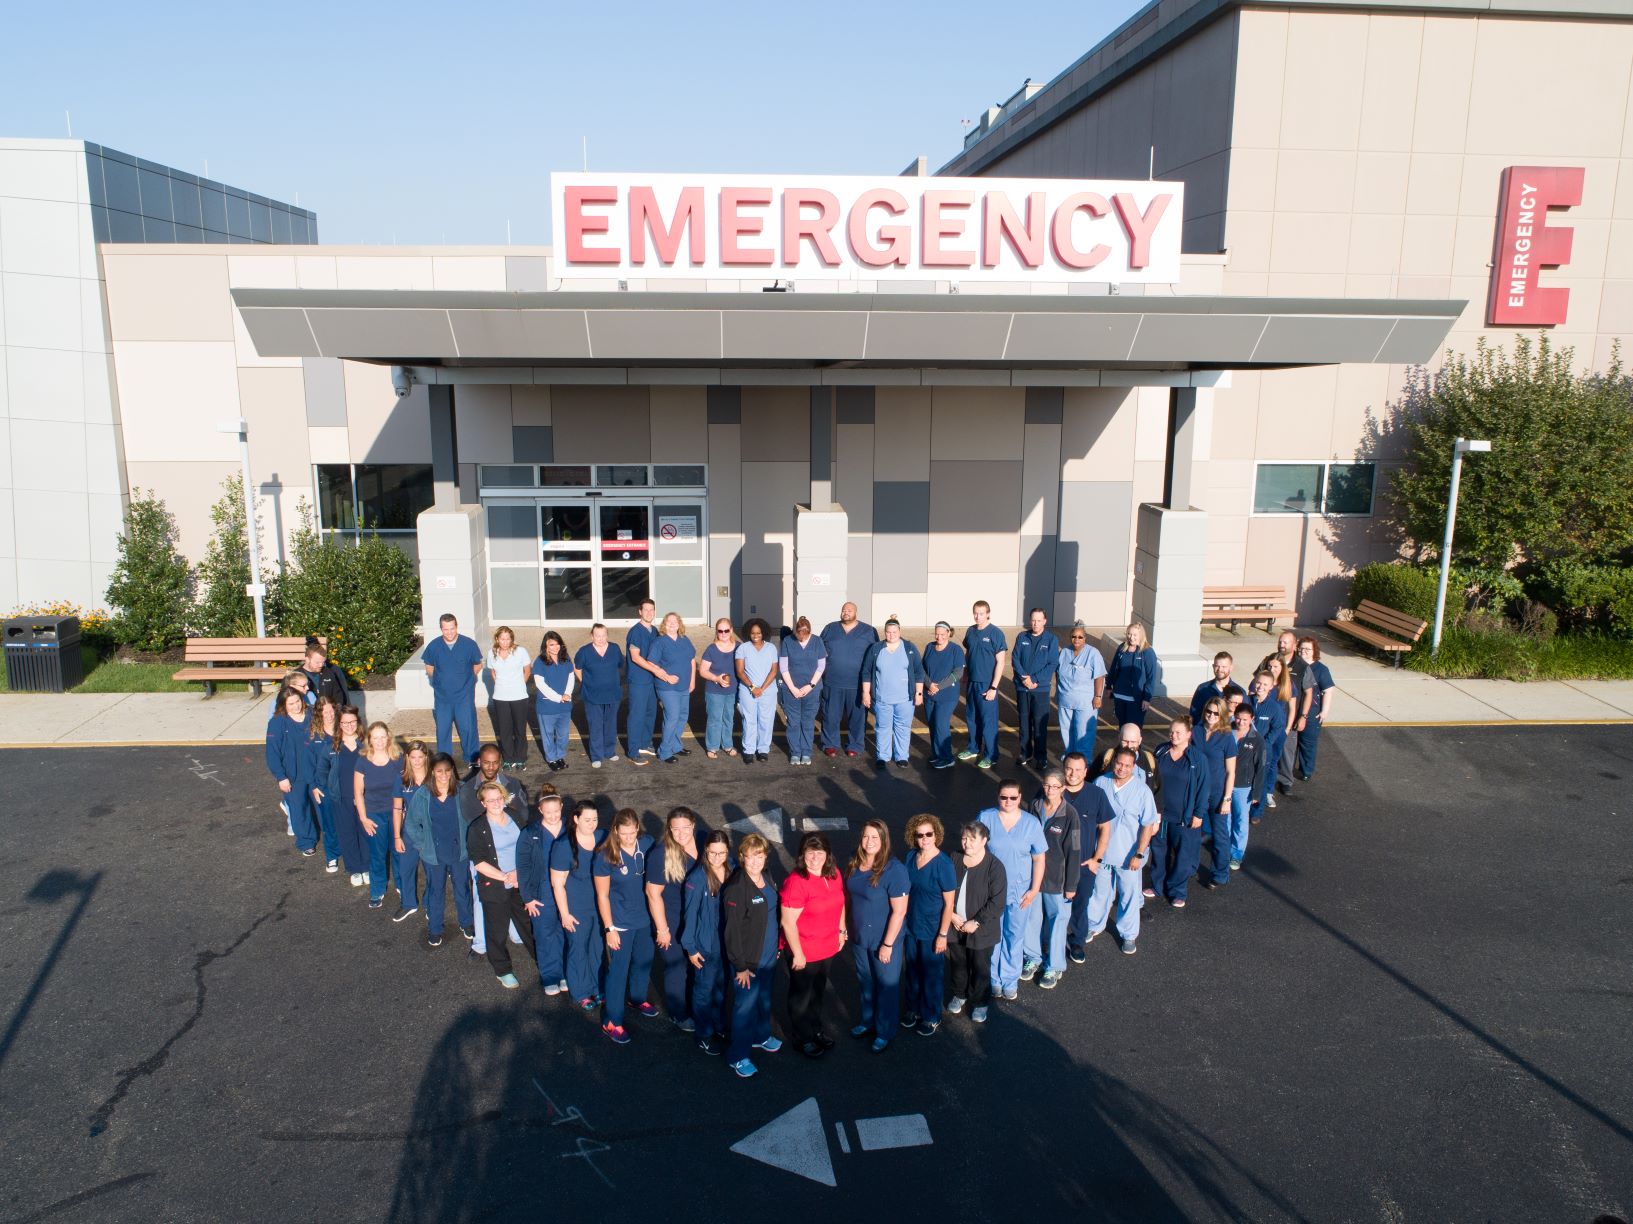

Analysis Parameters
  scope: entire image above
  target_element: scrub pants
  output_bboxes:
[1278,726,1298,790]
[946,940,993,1007]
[725,959,777,1063]
[1257,736,1284,812]
[1017,687,1050,761]
[1068,871,1096,953]
[563,887,605,1001]
[902,934,946,1024]
[1149,820,1200,902]
[656,689,689,759]
[990,896,1028,991]
[585,701,618,763]
[925,688,958,764]
[1229,785,1252,865]
[821,681,866,753]
[691,955,726,1040]
[1059,705,1097,757]
[1112,696,1146,729]
[312,789,339,864]
[875,699,914,762]
[480,887,537,977]
[1086,861,1144,943]
[530,915,565,987]
[1024,891,1072,974]
[626,682,657,757]
[653,939,692,1022]
[365,811,394,903]
[704,688,736,752]
[492,697,531,765]
[1206,794,1234,886]
[422,861,473,938]
[739,686,777,754]
[1297,717,1323,777]
[786,955,833,1045]
[433,693,479,764]
[289,786,319,854]
[395,837,423,910]
[334,798,368,875]
[965,682,1000,760]
[782,686,821,759]
[536,700,571,762]
[603,926,655,1026]
[853,942,903,1041]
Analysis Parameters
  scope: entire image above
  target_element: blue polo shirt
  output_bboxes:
[819,620,878,685]
[647,633,696,693]
[422,634,482,699]
[963,623,1009,689]
[573,642,625,705]
[625,622,659,690]
[1012,630,1061,688]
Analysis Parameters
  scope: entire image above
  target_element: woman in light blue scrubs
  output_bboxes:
[861,618,924,769]
[1056,622,1107,756]
[978,780,1047,1001]
[779,616,827,765]
[550,800,606,1009]
[735,619,779,763]
[845,819,910,1049]
[647,612,698,764]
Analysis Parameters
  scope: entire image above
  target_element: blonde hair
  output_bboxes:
[662,807,700,884]
[364,721,400,759]
[1125,621,1148,650]
[1200,696,1228,736]
[1259,653,1294,705]
[737,832,770,862]
[492,625,516,652]
[661,611,685,635]
[400,741,430,786]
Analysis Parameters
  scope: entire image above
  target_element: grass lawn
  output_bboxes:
[0,645,255,694]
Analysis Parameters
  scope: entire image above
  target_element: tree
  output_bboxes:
[104,488,193,652]
[1388,335,1633,571]
[193,473,266,637]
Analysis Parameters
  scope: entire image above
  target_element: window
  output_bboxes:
[654,464,707,487]
[1252,462,1375,516]
[540,465,592,487]
[314,464,434,533]
[478,465,537,488]
[596,464,649,487]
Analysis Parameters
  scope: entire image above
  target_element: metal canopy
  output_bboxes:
[231,287,1464,370]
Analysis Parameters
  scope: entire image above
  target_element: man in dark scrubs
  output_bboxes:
[819,602,878,758]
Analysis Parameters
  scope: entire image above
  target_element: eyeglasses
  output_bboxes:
[915,831,936,841]
[716,628,731,635]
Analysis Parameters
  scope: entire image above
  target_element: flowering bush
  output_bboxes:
[6,601,116,648]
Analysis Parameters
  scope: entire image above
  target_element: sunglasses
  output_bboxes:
[998,795,1021,803]
[915,831,936,841]
[716,628,731,634]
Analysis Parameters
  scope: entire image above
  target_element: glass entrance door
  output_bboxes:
[596,502,652,620]
[540,502,594,622]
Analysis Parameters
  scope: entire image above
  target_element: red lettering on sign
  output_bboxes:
[1487,166,1583,326]
[564,185,620,264]
[920,190,977,267]
[629,186,705,267]
[781,189,842,266]
[720,188,774,266]
[1050,193,1111,270]
[1112,192,1173,270]
[847,189,911,268]
[982,191,1046,268]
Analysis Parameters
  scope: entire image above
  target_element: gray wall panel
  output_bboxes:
[301,357,347,427]
[1055,480,1133,592]
[874,480,930,534]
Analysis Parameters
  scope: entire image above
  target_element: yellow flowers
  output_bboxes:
[7,601,112,631]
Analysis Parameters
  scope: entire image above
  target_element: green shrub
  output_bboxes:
[193,473,268,637]
[276,502,421,684]
[1348,562,1460,625]
[104,489,193,652]
[1407,627,1633,680]
[1516,600,1559,641]
[1531,561,1633,638]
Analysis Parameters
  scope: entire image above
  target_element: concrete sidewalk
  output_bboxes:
[1,625,1628,747]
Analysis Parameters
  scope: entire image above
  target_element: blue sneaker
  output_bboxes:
[497,973,519,989]
[730,1059,757,1078]
[753,1036,783,1053]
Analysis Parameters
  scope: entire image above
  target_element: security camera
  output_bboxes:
[391,366,413,399]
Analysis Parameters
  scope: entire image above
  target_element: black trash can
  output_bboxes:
[3,616,84,693]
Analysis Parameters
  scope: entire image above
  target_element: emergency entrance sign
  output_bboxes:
[658,515,697,541]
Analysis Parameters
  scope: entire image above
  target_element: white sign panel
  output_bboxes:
[551,172,1183,285]
[657,515,697,541]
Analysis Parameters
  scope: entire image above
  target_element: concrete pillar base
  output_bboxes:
[794,504,848,626]
[1131,502,1209,699]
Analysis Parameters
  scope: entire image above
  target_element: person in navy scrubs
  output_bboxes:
[551,800,606,1009]
[1190,652,1246,726]
[402,753,473,948]
[901,814,957,1032]
[959,601,1009,769]
[921,622,965,770]
[572,624,626,769]
[644,807,701,1028]
[1106,621,1159,729]
[265,685,316,856]
[352,721,404,910]
[721,833,783,1078]
[326,706,366,886]
[421,613,483,766]
[305,697,342,873]
[1012,607,1061,770]
[779,616,827,765]
[624,598,662,762]
[1295,637,1337,779]
[698,619,740,759]
[532,631,575,772]
[648,612,697,764]
[518,788,568,993]
[1248,669,1288,818]
[392,743,431,924]
[1192,698,1239,894]
[819,602,878,757]
[1147,716,1209,907]
[681,831,733,1056]
[845,819,910,1050]
[594,809,657,1044]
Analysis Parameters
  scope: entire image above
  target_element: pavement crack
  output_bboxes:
[87,893,290,1138]
[1,1172,157,1224]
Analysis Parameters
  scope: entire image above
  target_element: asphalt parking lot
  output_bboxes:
[0,726,1629,1222]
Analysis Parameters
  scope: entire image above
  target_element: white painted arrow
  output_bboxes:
[730,1097,834,1186]
[726,807,784,841]
[801,816,849,832]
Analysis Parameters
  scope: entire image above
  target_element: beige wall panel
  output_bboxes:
[103,253,234,342]
[1220,270,1269,295]
[927,572,1018,626]
[1352,152,1411,217]
[929,530,1022,575]
[1466,20,1633,158]
[870,592,928,626]
[1279,11,1368,151]
[431,256,507,291]
[739,386,808,462]
[1222,210,1273,273]
[308,426,350,464]
[232,308,301,368]
[345,362,434,463]
[1061,387,1138,479]
[1450,214,1497,279]
[1210,376,1262,461]
[453,385,515,462]
[708,422,742,533]
[1597,280,1633,333]
[123,460,238,558]
[238,366,311,488]
[1411,18,1479,153]
[1265,272,1350,296]
[1358,16,1424,152]
[1404,153,1465,218]
[1330,363,1394,458]
[1268,213,1351,274]
[1345,274,1395,297]
[295,255,339,290]
[1057,590,1129,629]
[1133,387,1173,464]
[873,387,932,480]
[1243,515,1304,602]
[739,573,792,625]
[1273,150,1358,215]
[113,341,241,462]
[648,386,708,461]
[1226,147,1278,213]
[1397,215,1457,278]
[1348,214,1405,276]
[1231,9,1290,148]
[550,385,651,462]
[740,461,805,575]
[1132,459,1165,506]
[929,387,1025,461]
[510,385,551,427]
[1253,366,1339,460]
[1199,459,1254,516]
[334,256,435,291]
[226,253,297,289]
[1021,423,1062,537]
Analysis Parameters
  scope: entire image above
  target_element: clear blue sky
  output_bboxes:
[1,1,1145,246]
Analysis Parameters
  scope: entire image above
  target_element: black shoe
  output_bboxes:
[901,1011,921,1028]
[678,748,691,756]
[756,753,768,762]
[815,1032,835,1050]
[875,759,888,771]
[427,933,443,948]
[461,925,475,941]
[1068,946,1086,965]
[392,905,419,923]
[1197,877,1218,891]
[800,1040,827,1059]
[893,759,909,769]
[697,1034,723,1056]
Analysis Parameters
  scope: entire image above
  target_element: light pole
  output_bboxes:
[216,418,267,638]
[1431,437,1491,654]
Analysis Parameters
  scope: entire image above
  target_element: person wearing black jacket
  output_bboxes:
[721,833,783,1079]
[1024,771,1080,989]
[946,821,1008,1025]
[457,746,529,957]
[301,640,352,708]
[1148,718,1209,907]
[466,782,539,988]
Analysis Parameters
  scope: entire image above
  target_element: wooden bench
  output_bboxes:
[1327,600,1427,667]
[1199,585,1295,632]
[172,636,325,697]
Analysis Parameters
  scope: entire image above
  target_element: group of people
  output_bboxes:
[262,624,1334,1079]
[413,605,1333,779]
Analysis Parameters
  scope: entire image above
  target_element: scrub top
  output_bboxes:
[978,808,1047,903]
[923,642,965,686]
[780,634,827,687]
[357,757,403,814]
[573,642,626,705]
[647,634,696,693]
[701,643,739,694]
[963,624,1009,689]
[872,643,911,704]
[755,880,781,967]
[489,816,522,875]
[647,845,698,932]
[625,622,659,689]
[1095,774,1160,865]
[1057,645,1106,706]
[904,850,957,939]
[534,657,575,706]
[819,621,878,684]
[422,634,482,699]
[487,649,530,701]
[428,794,463,863]
[593,834,654,930]
[1195,729,1239,803]
[736,640,779,686]
[1304,660,1336,716]
[550,831,606,895]
[781,871,845,961]
[845,859,910,951]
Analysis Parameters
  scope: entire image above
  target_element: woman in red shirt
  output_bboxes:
[780,832,848,1059]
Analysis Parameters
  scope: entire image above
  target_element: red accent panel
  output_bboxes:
[1487,166,1584,327]
[563,186,620,264]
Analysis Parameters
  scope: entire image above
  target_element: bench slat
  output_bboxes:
[1353,601,1428,639]
[176,636,327,692]
[1327,618,1413,651]
[171,667,288,681]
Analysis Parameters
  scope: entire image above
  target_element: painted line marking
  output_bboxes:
[834,1121,850,1154]
[730,1097,834,1187]
[854,1113,932,1151]
[726,808,783,841]
[802,816,849,831]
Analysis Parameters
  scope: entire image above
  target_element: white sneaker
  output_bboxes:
[606,754,620,763]
[325,860,339,874]
[638,748,657,757]
[362,873,371,887]
[279,799,290,819]
[544,982,563,996]
[350,873,364,886]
